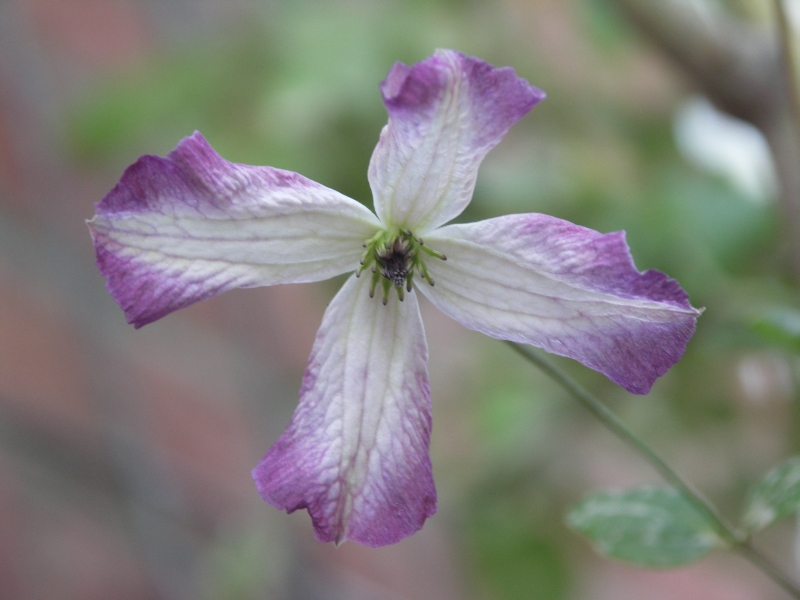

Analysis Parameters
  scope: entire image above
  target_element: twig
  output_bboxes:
[507,341,800,599]
[608,0,776,122]
[609,0,800,284]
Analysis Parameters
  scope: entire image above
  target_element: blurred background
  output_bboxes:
[1,0,800,598]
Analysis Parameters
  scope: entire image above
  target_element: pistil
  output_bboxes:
[356,230,446,304]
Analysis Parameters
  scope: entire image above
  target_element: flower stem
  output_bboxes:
[736,541,800,599]
[506,341,800,599]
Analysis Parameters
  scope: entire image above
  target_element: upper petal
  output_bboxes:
[420,214,701,394]
[252,274,436,547]
[368,49,545,233]
[88,132,381,327]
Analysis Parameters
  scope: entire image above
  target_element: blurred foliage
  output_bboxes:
[65,0,800,597]
[743,455,800,532]
[567,487,723,567]
[752,309,800,354]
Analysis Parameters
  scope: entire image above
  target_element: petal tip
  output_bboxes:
[91,238,159,328]
[379,49,545,119]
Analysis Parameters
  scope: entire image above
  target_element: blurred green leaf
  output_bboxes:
[751,310,800,354]
[666,170,776,275]
[743,456,800,532]
[471,526,567,600]
[578,0,632,50]
[467,489,569,600]
[567,487,723,567]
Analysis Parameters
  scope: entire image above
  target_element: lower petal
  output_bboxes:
[421,214,701,394]
[252,274,436,547]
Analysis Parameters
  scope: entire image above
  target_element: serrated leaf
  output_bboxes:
[567,486,723,567]
[743,456,800,532]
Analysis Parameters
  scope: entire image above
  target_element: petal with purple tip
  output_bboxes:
[88,132,381,327]
[252,274,436,547]
[368,49,545,233]
[420,214,701,394]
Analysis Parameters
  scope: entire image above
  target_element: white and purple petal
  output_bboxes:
[420,214,701,394]
[252,274,436,547]
[88,132,381,327]
[368,49,545,233]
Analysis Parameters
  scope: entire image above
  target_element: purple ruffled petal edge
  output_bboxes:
[369,49,546,232]
[89,132,378,327]
[422,214,702,394]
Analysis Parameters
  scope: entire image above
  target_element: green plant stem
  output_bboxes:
[737,542,800,599]
[506,341,800,599]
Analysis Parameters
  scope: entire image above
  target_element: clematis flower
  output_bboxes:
[88,50,700,547]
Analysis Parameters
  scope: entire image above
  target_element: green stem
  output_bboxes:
[736,542,800,599]
[506,342,800,599]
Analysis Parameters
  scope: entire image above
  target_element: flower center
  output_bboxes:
[356,230,446,304]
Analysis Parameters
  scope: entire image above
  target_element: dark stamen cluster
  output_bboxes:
[356,229,446,304]
[376,237,412,287]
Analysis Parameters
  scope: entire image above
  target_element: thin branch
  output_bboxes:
[507,341,800,599]
[608,0,778,124]
[736,542,800,600]
[608,0,800,280]
[505,341,739,543]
